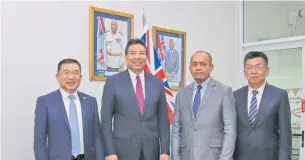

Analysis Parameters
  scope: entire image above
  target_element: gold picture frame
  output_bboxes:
[152,26,186,91]
[89,6,134,81]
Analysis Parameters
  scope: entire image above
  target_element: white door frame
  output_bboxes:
[238,1,305,159]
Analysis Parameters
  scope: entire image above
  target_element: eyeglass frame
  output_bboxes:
[244,64,267,72]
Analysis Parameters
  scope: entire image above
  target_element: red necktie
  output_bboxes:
[136,76,144,114]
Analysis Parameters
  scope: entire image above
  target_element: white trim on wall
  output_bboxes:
[242,35,305,47]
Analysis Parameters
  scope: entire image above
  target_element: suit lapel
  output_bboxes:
[186,84,195,122]
[194,78,215,122]
[253,84,271,127]
[143,73,152,118]
[120,70,142,118]
[239,87,252,128]
[78,92,88,132]
[78,92,89,144]
[53,90,70,132]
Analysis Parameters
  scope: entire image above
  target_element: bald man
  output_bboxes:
[171,50,237,160]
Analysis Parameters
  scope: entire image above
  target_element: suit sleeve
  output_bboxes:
[100,78,116,156]
[157,80,170,155]
[278,91,292,160]
[94,99,105,160]
[33,97,48,160]
[171,92,181,160]
[219,87,237,160]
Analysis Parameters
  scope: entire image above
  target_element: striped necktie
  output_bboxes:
[249,90,258,127]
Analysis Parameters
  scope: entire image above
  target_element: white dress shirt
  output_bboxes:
[59,88,84,154]
[128,69,145,99]
[247,81,266,115]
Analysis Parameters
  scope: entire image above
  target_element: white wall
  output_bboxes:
[1,1,239,159]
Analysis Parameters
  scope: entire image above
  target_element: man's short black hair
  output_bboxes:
[244,51,268,67]
[57,58,81,73]
[125,38,147,56]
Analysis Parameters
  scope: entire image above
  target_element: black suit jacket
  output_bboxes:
[233,84,292,160]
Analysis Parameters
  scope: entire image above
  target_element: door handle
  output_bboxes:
[292,131,304,148]
[301,131,304,148]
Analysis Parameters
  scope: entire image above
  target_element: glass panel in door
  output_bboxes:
[264,48,302,160]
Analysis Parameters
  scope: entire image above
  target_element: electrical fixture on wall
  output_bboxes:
[299,9,305,17]
[288,9,305,36]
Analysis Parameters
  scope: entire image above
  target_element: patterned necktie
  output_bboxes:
[193,85,202,117]
[68,95,81,156]
[249,90,258,127]
[136,76,144,114]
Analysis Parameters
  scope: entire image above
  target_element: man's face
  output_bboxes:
[111,21,118,33]
[56,63,82,94]
[125,44,147,73]
[189,52,213,83]
[169,39,174,50]
[244,57,269,86]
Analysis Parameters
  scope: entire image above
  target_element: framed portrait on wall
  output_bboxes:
[152,26,186,91]
[89,6,134,81]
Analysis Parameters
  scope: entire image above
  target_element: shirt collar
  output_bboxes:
[248,81,266,94]
[59,88,79,100]
[194,77,211,90]
[128,69,145,81]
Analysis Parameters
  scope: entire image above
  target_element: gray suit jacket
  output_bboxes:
[164,49,179,75]
[101,70,170,160]
[33,90,104,160]
[172,78,237,160]
[233,84,292,160]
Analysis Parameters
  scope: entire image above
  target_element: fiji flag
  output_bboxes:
[96,16,106,64]
[140,26,175,125]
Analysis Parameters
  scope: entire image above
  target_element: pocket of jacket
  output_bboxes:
[208,139,222,148]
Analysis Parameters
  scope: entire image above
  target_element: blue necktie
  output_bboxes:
[249,90,258,126]
[68,95,81,156]
[193,85,202,117]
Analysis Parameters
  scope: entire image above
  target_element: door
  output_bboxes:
[241,39,305,160]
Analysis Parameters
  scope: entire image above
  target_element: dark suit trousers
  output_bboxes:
[139,146,145,160]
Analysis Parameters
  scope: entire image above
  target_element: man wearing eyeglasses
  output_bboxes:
[34,59,104,160]
[233,51,292,160]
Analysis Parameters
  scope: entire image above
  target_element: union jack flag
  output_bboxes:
[157,35,166,61]
[141,26,175,124]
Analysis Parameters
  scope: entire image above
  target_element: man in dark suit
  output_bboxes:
[101,38,170,160]
[34,59,104,160]
[233,51,292,160]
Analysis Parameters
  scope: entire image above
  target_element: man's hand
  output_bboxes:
[107,154,118,160]
[160,154,169,160]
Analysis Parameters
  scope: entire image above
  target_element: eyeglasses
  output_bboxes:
[59,71,81,77]
[245,65,265,71]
